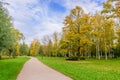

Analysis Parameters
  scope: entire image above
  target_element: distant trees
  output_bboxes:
[19,42,29,56]
[40,32,61,57]
[30,39,40,56]
[1,0,120,60]
[37,2,120,60]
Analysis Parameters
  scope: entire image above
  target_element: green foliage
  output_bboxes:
[0,2,13,50]
[19,43,29,56]
[0,1,23,59]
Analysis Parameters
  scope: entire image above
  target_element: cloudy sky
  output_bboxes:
[3,0,105,44]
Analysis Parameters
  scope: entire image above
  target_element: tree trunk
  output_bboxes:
[96,39,100,60]
[89,50,91,58]
[105,42,108,60]
[0,54,1,60]
[77,46,80,60]
[0,51,2,60]
[98,44,100,60]
[77,21,81,60]
[105,51,107,60]
[100,51,102,58]
[96,45,98,59]
[104,28,107,60]
[12,49,16,58]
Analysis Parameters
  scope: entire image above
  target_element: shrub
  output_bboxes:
[66,56,86,61]
[66,56,78,61]
[80,57,85,60]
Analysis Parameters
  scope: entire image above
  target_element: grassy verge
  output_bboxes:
[38,57,120,80]
[0,56,29,80]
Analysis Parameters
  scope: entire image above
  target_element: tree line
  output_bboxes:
[0,2,23,59]
[32,0,120,60]
[1,0,120,60]
[34,0,120,60]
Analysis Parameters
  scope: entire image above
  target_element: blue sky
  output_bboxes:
[4,0,105,44]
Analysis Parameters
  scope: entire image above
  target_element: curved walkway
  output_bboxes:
[16,57,73,80]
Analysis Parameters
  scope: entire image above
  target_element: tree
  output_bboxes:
[52,32,60,56]
[30,39,40,56]
[42,35,51,56]
[0,2,23,59]
[9,28,24,58]
[19,42,29,56]
[0,1,24,59]
[102,0,119,59]
[63,6,84,59]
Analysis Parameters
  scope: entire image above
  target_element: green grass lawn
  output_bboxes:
[0,56,29,80]
[38,57,120,80]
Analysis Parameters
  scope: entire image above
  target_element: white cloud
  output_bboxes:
[3,0,104,44]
